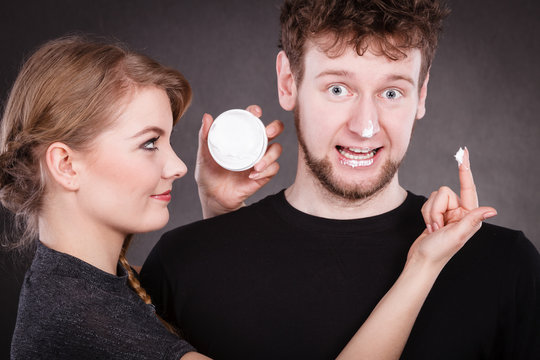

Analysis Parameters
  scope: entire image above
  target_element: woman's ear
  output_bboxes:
[276,50,297,111]
[44,142,79,191]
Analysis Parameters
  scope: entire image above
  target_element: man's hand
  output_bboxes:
[195,105,284,219]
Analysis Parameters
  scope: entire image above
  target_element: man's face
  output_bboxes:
[286,39,428,200]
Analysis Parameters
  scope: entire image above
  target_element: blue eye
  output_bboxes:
[382,89,402,100]
[328,85,350,97]
[142,136,160,151]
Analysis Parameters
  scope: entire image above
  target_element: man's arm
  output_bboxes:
[509,232,540,359]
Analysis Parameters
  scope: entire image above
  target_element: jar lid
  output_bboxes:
[208,109,268,171]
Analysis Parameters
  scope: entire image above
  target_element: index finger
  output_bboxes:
[458,147,478,210]
[265,119,284,141]
[245,104,262,118]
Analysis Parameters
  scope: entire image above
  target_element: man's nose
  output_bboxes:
[347,96,380,138]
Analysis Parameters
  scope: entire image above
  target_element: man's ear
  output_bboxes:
[44,142,80,191]
[416,72,429,120]
[276,50,297,111]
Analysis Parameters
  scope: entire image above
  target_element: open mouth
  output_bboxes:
[336,146,380,159]
[336,146,381,167]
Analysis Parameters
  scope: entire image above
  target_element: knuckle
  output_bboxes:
[439,185,452,193]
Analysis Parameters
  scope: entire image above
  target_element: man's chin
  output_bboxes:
[320,177,390,201]
[308,158,400,201]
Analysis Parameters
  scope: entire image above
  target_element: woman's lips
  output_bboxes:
[150,190,171,202]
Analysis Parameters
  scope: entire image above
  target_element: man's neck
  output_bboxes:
[285,170,407,220]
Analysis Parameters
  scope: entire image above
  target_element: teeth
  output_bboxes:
[340,157,374,168]
[348,148,372,154]
[338,147,376,160]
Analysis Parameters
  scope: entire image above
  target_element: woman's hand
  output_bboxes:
[408,148,497,268]
[338,148,497,360]
[195,105,284,219]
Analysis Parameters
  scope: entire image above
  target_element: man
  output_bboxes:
[140,0,540,358]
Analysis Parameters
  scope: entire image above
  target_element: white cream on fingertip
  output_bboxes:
[454,147,465,165]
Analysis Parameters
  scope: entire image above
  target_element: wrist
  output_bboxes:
[403,253,446,281]
[199,188,245,219]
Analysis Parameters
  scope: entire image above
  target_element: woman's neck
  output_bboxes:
[38,210,125,275]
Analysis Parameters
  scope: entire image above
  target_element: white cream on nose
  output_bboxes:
[361,119,380,138]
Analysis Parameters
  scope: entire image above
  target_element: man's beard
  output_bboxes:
[294,106,402,201]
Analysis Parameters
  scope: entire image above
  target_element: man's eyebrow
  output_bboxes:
[130,126,165,139]
[316,71,416,87]
[315,70,354,79]
[384,74,416,87]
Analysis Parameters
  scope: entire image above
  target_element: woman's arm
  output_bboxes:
[337,208,494,359]
[337,148,495,359]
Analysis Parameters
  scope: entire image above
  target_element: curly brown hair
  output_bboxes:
[279,0,450,86]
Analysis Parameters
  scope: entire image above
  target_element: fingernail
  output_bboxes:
[254,161,266,172]
[462,146,471,170]
[266,127,276,137]
[483,211,497,219]
[249,106,261,115]
[426,224,433,233]
[433,223,440,231]
[249,172,259,179]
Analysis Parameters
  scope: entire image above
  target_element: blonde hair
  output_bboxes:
[0,35,191,333]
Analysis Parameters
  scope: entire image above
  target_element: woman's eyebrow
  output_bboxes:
[129,126,165,139]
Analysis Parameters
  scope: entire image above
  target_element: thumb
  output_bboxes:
[199,113,213,143]
[197,113,213,158]
[450,206,497,244]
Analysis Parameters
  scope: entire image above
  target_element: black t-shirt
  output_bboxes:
[140,190,540,359]
[11,243,195,359]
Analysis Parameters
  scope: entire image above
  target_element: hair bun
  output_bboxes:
[0,142,39,214]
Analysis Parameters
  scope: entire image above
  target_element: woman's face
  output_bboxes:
[76,86,187,237]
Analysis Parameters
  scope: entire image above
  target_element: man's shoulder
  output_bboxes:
[404,190,539,268]
[156,191,284,251]
[475,222,535,252]
[460,222,539,273]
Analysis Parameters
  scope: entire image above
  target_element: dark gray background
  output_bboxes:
[1,0,539,356]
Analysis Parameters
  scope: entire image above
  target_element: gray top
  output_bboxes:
[11,242,195,359]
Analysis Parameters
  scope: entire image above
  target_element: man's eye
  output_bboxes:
[328,85,350,97]
[142,137,160,151]
[382,89,402,100]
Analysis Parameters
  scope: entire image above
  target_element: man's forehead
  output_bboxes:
[303,37,422,82]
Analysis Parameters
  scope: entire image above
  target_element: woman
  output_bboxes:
[1,35,199,359]
[1,36,494,359]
